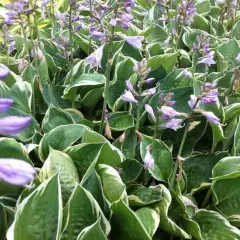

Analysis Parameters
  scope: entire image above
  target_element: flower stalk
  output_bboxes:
[99,3,119,134]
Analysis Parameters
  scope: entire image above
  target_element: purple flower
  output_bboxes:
[198,57,216,66]
[145,104,156,121]
[0,65,10,80]
[85,44,105,69]
[126,80,134,91]
[0,98,14,113]
[145,77,155,84]
[118,12,134,22]
[0,158,35,186]
[183,69,192,78]
[201,89,218,104]
[236,53,240,62]
[122,90,138,103]
[55,10,66,27]
[124,0,135,12]
[143,146,154,169]
[202,111,220,124]
[110,18,117,26]
[0,116,32,135]
[121,36,144,49]
[188,95,199,109]
[160,106,181,120]
[13,2,24,12]
[161,119,184,131]
[90,27,106,40]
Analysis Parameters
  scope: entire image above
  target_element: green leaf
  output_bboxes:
[0,204,7,240]
[128,184,162,207]
[14,174,62,240]
[42,104,74,133]
[157,185,191,239]
[80,87,104,108]
[64,73,106,99]
[0,137,31,162]
[193,210,240,239]
[110,200,151,240]
[97,141,124,167]
[66,143,103,179]
[212,177,240,217]
[43,85,72,109]
[40,149,79,202]
[140,134,172,182]
[97,164,127,203]
[108,58,135,108]
[210,123,224,151]
[224,103,240,123]
[39,58,49,85]
[10,81,32,114]
[183,152,229,192]
[147,53,178,73]
[61,185,110,240]
[77,219,108,240]
[195,0,210,15]
[231,20,240,39]
[232,118,240,155]
[143,24,168,43]
[217,38,240,68]
[212,156,240,180]
[160,69,193,90]
[39,124,87,160]
[108,112,134,131]
[119,159,143,183]
[135,207,160,238]
[81,170,110,219]
[193,14,209,32]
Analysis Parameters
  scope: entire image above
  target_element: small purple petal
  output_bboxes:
[0,116,32,135]
[0,158,35,186]
[121,36,144,49]
[86,44,105,69]
[143,149,154,169]
[145,104,156,121]
[145,77,155,84]
[122,90,138,103]
[183,69,192,78]
[110,18,117,26]
[161,118,184,131]
[0,65,10,80]
[160,106,181,120]
[198,56,216,66]
[202,111,220,124]
[126,80,134,91]
[0,98,14,113]
[236,53,240,62]
[188,95,199,109]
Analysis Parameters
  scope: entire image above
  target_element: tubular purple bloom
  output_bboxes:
[118,12,134,22]
[0,158,35,186]
[121,36,144,49]
[13,2,24,12]
[143,147,154,169]
[145,77,155,84]
[236,53,240,62]
[110,18,117,26]
[0,116,32,135]
[202,111,220,124]
[85,44,105,69]
[201,90,219,104]
[0,98,14,113]
[122,90,138,103]
[0,65,10,80]
[198,56,216,66]
[160,106,181,120]
[161,119,184,131]
[90,27,106,40]
[126,80,134,91]
[145,104,156,121]
[188,95,199,109]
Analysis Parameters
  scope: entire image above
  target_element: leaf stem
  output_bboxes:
[169,119,190,188]
[201,187,212,208]
[68,5,75,108]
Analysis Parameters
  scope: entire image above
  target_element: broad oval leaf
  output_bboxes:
[108,112,134,131]
[14,174,62,240]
